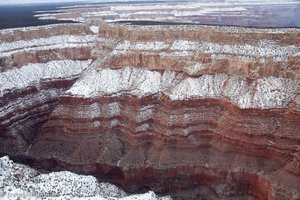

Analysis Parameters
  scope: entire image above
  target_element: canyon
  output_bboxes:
[0,1,300,199]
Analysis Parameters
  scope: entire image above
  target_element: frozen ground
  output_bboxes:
[0,60,92,97]
[67,67,299,109]
[0,156,172,200]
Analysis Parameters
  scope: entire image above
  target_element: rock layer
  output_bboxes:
[0,17,300,200]
[0,24,96,156]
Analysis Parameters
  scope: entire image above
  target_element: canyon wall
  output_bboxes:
[0,24,97,156]
[0,23,299,199]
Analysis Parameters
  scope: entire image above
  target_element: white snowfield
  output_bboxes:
[113,40,299,61]
[0,156,171,200]
[171,7,247,17]
[116,41,169,51]
[0,35,97,57]
[0,60,92,97]
[67,67,299,109]
[90,25,100,34]
[85,6,246,20]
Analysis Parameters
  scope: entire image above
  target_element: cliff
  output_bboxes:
[0,22,299,199]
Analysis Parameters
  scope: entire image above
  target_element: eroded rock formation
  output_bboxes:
[0,156,170,200]
[0,24,97,155]
[0,20,299,200]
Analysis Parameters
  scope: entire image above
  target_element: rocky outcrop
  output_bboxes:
[0,156,170,200]
[0,15,299,200]
[0,24,97,71]
[0,59,92,156]
[0,24,97,156]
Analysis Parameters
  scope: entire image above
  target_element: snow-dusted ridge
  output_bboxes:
[0,35,97,57]
[114,23,300,33]
[0,60,92,97]
[0,156,171,200]
[112,39,299,61]
[170,40,299,61]
[115,41,169,51]
[0,23,84,34]
[67,67,299,109]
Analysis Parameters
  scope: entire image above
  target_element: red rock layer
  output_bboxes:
[0,81,71,156]
[1,23,299,199]
[0,24,96,157]
[100,24,300,46]
[0,47,93,71]
[0,24,93,43]
[28,94,300,199]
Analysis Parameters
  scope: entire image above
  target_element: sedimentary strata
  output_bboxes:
[0,24,96,156]
[0,12,299,200]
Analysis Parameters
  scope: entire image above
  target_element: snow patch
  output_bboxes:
[0,60,92,97]
[170,40,299,61]
[0,35,97,57]
[116,41,169,51]
[0,156,172,200]
[67,67,299,109]
[90,26,100,34]
[183,63,206,75]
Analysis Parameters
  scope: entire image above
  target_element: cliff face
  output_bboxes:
[0,24,97,155]
[0,22,299,199]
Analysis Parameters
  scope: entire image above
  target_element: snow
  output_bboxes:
[31,0,300,32]
[0,24,84,36]
[171,7,247,17]
[0,60,92,97]
[183,63,206,75]
[1,43,93,58]
[107,102,121,117]
[90,26,100,34]
[67,67,171,98]
[170,74,299,109]
[112,40,299,61]
[0,156,171,200]
[116,41,169,51]
[159,51,193,57]
[116,23,298,35]
[0,35,97,57]
[83,11,119,17]
[136,105,156,122]
[170,40,299,61]
[67,67,299,109]
[0,89,63,128]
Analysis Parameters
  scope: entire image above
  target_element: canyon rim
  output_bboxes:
[0,0,300,199]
